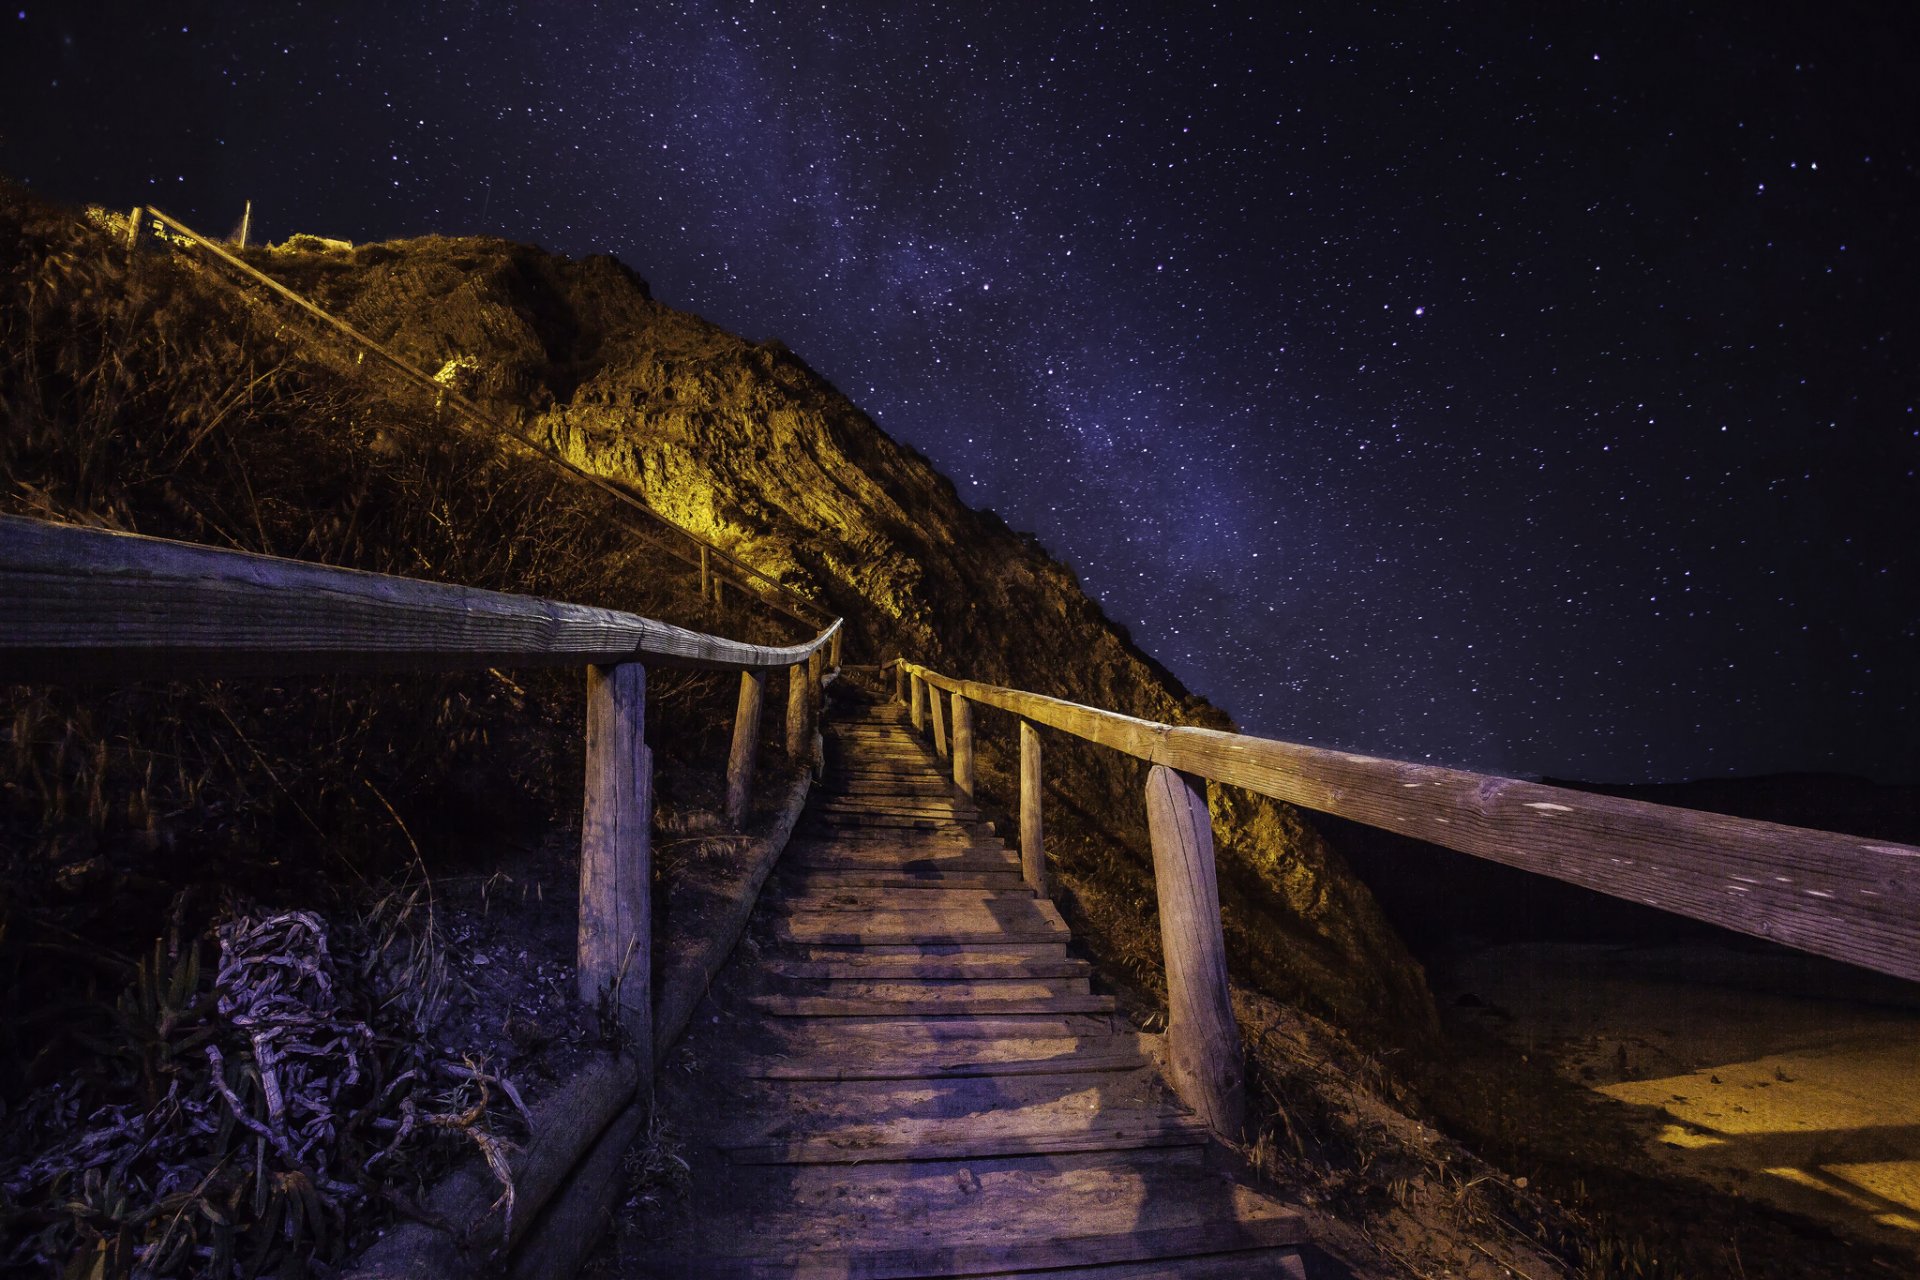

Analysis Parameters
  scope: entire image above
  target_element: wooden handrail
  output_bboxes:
[900,661,1920,986]
[128,207,833,631]
[3,513,843,1099]
[0,514,838,680]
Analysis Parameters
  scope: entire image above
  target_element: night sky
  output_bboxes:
[4,3,1916,784]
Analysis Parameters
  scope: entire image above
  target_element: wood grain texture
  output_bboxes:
[784,662,810,760]
[928,683,950,760]
[951,692,976,796]
[909,672,927,731]
[904,662,1920,983]
[580,663,653,1071]
[1020,719,1047,897]
[1,516,842,679]
[725,669,766,828]
[347,1051,639,1277]
[1144,766,1245,1138]
[507,1100,648,1280]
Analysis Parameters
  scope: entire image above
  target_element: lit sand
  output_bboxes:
[1442,942,1920,1250]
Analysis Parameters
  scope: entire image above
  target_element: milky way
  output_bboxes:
[4,2,1915,782]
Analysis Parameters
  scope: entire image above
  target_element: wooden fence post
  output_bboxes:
[699,546,711,599]
[928,684,950,760]
[1144,764,1243,1138]
[829,630,842,670]
[951,693,974,795]
[1020,720,1046,896]
[725,669,765,828]
[910,672,927,731]
[785,661,810,759]
[580,662,653,1080]
[807,646,824,711]
[894,661,908,705]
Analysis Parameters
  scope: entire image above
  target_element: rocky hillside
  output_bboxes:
[260,231,1434,1038]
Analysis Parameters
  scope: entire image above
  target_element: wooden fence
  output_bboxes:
[122,206,833,631]
[894,659,1920,1136]
[0,514,840,1090]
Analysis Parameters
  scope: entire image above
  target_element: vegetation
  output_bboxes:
[0,184,796,1273]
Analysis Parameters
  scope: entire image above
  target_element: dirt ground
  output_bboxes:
[1438,940,1920,1257]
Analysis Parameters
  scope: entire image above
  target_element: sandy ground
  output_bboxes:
[1438,941,1920,1253]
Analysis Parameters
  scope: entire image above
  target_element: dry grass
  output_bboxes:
[0,182,800,1275]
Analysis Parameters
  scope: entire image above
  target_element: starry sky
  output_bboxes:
[4,2,1916,784]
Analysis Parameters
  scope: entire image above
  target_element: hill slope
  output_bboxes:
[260,229,1433,1038]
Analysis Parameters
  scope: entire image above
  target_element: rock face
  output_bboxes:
[267,234,1436,1037]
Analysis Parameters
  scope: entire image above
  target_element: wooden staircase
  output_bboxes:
[643,687,1319,1277]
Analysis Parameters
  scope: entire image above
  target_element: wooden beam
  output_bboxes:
[580,663,653,1074]
[903,662,1920,983]
[786,661,811,760]
[830,629,843,670]
[928,684,950,760]
[1020,719,1046,896]
[700,546,711,597]
[807,646,825,711]
[1145,765,1244,1138]
[895,660,909,705]
[910,672,928,731]
[951,693,975,796]
[725,669,766,828]
[0,515,840,679]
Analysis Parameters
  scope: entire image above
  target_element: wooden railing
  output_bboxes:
[123,206,833,631]
[894,659,1920,1137]
[0,514,842,1091]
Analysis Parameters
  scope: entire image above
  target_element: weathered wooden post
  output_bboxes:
[724,669,765,828]
[711,576,725,609]
[785,661,810,759]
[928,683,950,760]
[1020,720,1046,895]
[699,546,711,599]
[894,660,909,705]
[950,693,975,795]
[580,662,653,1081]
[807,646,825,711]
[1144,764,1243,1137]
[910,671,927,731]
[126,206,145,252]
[829,630,842,670]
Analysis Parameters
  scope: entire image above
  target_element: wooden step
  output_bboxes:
[768,977,1093,1001]
[782,868,1029,891]
[779,887,1038,913]
[650,1151,1309,1279]
[750,992,1113,1016]
[774,907,1070,947]
[783,942,1069,961]
[765,953,1089,980]
[739,1032,1152,1081]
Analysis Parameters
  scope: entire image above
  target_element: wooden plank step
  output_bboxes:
[767,978,1093,1001]
[779,887,1039,912]
[714,1071,1185,1161]
[781,868,1029,891]
[739,1033,1151,1081]
[784,853,1017,875]
[765,954,1089,980]
[650,1152,1308,1278]
[782,942,1069,961]
[724,1111,1205,1165]
[775,905,1069,947]
[749,992,1114,1016]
